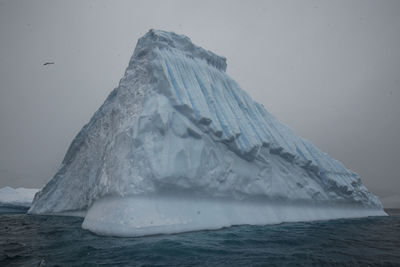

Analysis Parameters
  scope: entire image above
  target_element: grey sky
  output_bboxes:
[0,0,399,207]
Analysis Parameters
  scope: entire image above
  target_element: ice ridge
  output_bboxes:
[132,29,227,72]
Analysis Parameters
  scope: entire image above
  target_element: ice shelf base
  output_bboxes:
[82,196,386,237]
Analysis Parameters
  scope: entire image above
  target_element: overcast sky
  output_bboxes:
[0,0,399,207]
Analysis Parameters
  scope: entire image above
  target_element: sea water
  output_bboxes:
[1,208,399,266]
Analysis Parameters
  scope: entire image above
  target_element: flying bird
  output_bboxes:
[43,62,55,66]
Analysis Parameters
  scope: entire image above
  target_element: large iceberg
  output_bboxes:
[29,30,386,236]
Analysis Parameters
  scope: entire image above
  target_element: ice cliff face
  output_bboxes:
[29,30,385,236]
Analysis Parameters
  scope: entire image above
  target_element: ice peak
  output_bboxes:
[132,29,227,72]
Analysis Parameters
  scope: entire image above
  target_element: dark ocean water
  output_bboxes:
[1,208,399,266]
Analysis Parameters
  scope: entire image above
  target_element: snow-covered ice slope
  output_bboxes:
[0,186,39,207]
[29,30,386,236]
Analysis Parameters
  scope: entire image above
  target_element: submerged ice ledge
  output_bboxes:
[82,195,386,237]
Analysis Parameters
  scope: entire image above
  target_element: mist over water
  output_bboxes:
[1,209,399,266]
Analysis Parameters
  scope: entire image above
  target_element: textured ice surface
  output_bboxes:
[0,186,39,207]
[29,30,385,236]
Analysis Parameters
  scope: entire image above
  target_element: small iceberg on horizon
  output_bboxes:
[0,186,39,213]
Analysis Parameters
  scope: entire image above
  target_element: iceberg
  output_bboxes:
[0,186,39,208]
[29,30,386,236]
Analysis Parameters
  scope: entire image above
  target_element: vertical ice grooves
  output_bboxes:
[156,47,358,178]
